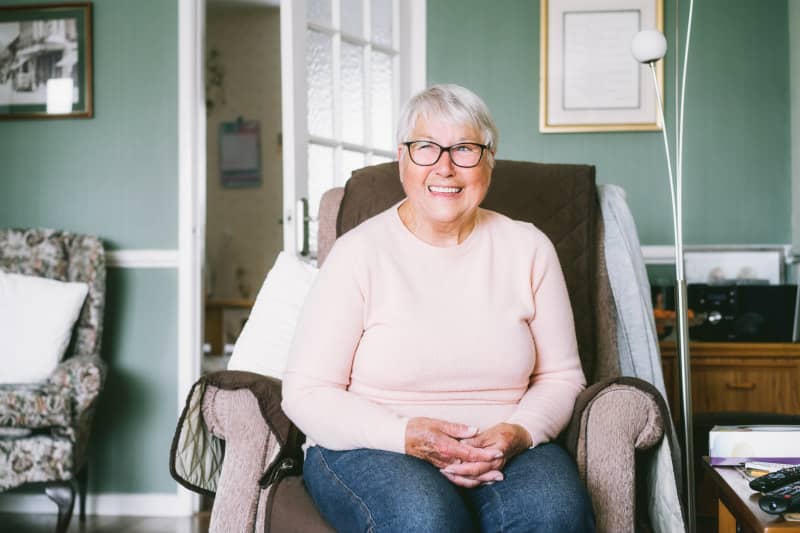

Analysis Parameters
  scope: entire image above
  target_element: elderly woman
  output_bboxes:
[282,84,595,533]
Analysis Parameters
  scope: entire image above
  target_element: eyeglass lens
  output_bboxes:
[408,141,484,167]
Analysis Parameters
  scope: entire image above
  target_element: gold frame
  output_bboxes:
[540,0,664,133]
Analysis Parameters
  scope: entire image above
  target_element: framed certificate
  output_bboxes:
[540,0,663,133]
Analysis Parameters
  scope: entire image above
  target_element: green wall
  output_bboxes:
[0,0,179,493]
[0,0,178,250]
[93,269,178,492]
[427,0,791,247]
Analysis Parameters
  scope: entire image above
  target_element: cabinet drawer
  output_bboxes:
[690,359,800,414]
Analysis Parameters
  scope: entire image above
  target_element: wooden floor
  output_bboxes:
[0,512,210,533]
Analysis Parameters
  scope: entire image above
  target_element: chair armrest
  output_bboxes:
[46,353,106,416]
[0,382,72,430]
[565,377,666,533]
[201,385,272,533]
[0,354,104,436]
[198,371,300,533]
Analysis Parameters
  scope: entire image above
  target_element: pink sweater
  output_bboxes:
[282,205,586,454]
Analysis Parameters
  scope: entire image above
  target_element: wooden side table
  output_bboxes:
[204,298,254,355]
[702,458,800,533]
[660,342,800,524]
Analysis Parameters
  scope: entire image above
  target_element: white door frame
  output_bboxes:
[279,0,308,253]
[177,0,205,516]
[399,0,427,110]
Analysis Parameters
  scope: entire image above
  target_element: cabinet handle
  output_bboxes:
[726,382,756,391]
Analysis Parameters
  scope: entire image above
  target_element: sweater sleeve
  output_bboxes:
[505,234,586,446]
[281,236,409,453]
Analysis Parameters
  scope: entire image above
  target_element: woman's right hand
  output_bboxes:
[404,417,503,470]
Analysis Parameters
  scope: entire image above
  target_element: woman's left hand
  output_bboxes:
[440,423,532,488]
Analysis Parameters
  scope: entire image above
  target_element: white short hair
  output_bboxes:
[396,84,499,154]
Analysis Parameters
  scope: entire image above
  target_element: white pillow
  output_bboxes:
[0,271,89,384]
[227,252,318,379]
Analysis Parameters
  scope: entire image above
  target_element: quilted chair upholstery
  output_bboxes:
[0,228,106,533]
[172,161,678,533]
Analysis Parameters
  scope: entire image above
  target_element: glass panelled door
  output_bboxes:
[281,0,424,260]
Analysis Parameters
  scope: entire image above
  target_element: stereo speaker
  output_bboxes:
[687,284,799,342]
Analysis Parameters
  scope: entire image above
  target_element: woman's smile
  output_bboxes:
[427,185,463,195]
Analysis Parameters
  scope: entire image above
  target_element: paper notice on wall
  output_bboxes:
[220,119,261,187]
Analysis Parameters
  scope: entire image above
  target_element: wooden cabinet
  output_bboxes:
[659,342,800,418]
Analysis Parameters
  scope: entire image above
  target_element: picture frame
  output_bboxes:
[540,0,663,133]
[0,2,93,119]
[685,248,786,285]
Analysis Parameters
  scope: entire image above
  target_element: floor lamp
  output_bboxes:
[632,1,697,531]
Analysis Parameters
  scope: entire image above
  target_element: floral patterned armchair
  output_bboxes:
[0,228,106,533]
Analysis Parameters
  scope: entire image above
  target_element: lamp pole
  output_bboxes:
[632,2,697,529]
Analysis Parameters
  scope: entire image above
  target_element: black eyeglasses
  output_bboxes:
[402,140,489,168]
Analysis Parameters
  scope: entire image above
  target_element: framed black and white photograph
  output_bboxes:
[0,2,93,119]
[540,0,662,133]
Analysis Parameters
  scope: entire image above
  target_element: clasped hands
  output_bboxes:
[405,417,532,488]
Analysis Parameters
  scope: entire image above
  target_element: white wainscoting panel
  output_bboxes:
[0,493,187,516]
[640,244,794,267]
[106,250,180,269]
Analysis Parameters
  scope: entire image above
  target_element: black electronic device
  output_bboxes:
[687,284,799,342]
[749,465,800,493]
[758,480,800,514]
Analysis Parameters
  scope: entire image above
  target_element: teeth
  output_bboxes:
[428,186,462,193]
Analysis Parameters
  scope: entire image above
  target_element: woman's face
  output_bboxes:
[397,116,492,233]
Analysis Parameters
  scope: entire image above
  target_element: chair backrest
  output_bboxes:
[0,228,106,358]
[318,160,620,385]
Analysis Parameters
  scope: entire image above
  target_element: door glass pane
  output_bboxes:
[341,41,365,145]
[308,143,335,256]
[370,50,393,150]
[341,150,366,186]
[306,0,332,26]
[370,0,393,47]
[340,0,363,38]
[307,30,334,138]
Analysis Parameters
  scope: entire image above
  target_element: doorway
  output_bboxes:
[203,0,283,358]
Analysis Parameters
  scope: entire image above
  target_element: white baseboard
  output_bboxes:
[0,493,189,517]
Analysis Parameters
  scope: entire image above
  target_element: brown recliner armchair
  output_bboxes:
[172,161,684,533]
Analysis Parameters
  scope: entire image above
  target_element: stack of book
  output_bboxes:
[709,425,800,466]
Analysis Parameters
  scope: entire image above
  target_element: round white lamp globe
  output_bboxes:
[631,30,668,63]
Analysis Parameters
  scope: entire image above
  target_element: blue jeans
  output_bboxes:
[303,443,595,533]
